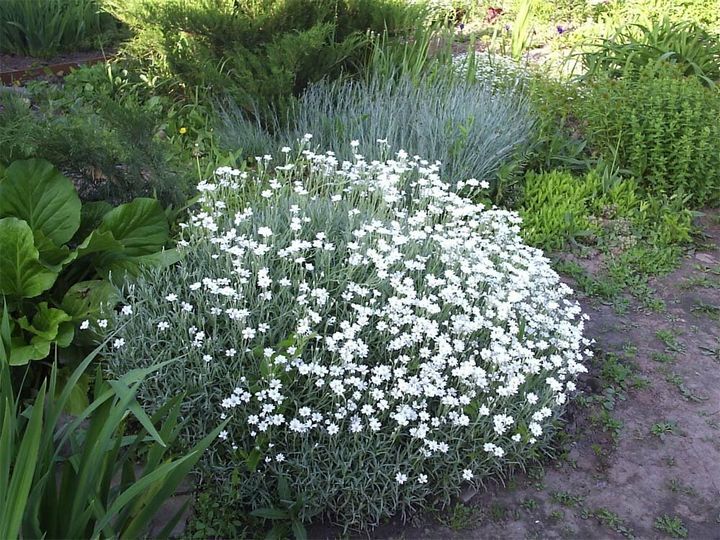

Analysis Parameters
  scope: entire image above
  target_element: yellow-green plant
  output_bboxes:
[578,64,720,206]
[510,0,535,60]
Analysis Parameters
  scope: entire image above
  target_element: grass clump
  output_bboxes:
[220,69,537,195]
[0,0,120,57]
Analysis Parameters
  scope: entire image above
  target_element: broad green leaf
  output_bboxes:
[0,159,81,245]
[17,302,71,341]
[96,198,169,257]
[9,335,51,366]
[75,201,113,242]
[74,230,123,261]
[56,322,75,348]
[0,218,58,298]
[98,249,182,281]
[61,281,119,320]
[33,231,74,272]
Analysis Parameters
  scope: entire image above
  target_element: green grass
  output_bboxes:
[0,0,119,57]
[654,515,688,538]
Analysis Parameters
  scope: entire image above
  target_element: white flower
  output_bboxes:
[157,321,170,331]
[97,319,108,329]
[276,453,285,462]
[113,338,125,349]
[258,226,273,238]
[395,472,408,484]
[418,474,428,484]
[121,305,133,316]
[165,293,178,301]
[462,469,473,481]
[80,320,90,330]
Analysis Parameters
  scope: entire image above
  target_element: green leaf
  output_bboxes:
[0,217,58,298]
[61,280,120,320]
[98,249,182,281]
[8,335,51,366]
[33,231,74,271]
[291,520,308,540]
[74,230,123,261]
[0,384,45,540]
[55,322,75,348]
[17,302,71,341]
[55,370,90,415]
[76,201,113,242]
[97,198,169,257]
[0,158,81,246]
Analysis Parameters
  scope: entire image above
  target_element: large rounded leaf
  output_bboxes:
[0,217,58,298]
[96,198,169,256]
[61,280,120,319]
[0,159,81,246]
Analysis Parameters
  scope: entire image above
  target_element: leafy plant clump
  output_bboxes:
[103,0,425,116]
[0,158,176,366]
[107,143,590,531]
[0,77,193,207]
[580,18,720,86]
[0,307,224,539]
[579,64,720,206]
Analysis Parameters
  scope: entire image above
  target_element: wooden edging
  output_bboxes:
[0,54,114,85]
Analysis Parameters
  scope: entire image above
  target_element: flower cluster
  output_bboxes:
[107,142,590,529]
[453,51,529,88]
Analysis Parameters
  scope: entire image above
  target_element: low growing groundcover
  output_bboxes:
[104,143,591,531]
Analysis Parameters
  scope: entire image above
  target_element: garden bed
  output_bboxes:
[0,51,115,84]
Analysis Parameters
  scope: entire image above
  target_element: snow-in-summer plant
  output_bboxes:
[453,51,530,89]
[106,140,590,530]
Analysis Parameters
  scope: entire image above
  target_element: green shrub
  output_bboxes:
[579,65,720,206]
[220,69,537,196]
[107,144,590,531]
[0,0,119,57]
[520,170,597,250]
[519,168,694,255]
[580,18,720,86]
[102,0,426,115]
[0,77,192,206]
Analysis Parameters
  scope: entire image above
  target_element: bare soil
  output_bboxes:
[0,50,114,73]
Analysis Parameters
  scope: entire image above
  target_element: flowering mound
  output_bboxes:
[107,143,590,530]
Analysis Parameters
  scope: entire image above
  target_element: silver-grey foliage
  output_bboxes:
[220,71,538,188]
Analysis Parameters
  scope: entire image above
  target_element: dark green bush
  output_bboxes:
[578,65,720,206]
[0,83,191,206]
[102,0,425,116]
